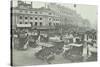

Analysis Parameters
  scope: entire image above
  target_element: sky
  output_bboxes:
[12,0,97,28]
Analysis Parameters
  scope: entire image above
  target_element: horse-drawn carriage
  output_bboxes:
[13,29,40,50]
[63,43,83,62]
[35,40,64,64]
[14,31,28,50]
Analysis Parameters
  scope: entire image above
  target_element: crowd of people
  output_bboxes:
[12,28,97,63]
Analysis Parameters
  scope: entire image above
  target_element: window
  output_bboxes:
[54,23,55,26]
[40,18,42,20]
[56,23,57,25]
[20,10,23,12]
[49,13,52,15]
[30,22,33,25]
[19,16,22,19]
[25,22,27,24]
[20,5,24,8]
[30,17,33,20]
[30,11,33,13]
[35,12,37,14]
[56,19,58,21]
[56,23,58,25]
[49,22,51,26]
[27,6,31,8]
[35,22,37,26]
[19,22,22,24]
[40,22,42,26]
[25,17,28,19]
[40,12,42,14]
[49,18,51,21]
[35,17,37,20]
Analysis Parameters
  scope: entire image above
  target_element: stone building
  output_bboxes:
[11,1,61,31]
[11,0,92,33]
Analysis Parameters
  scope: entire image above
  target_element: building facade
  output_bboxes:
[12,1,61,30]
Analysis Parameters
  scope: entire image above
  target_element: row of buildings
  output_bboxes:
[11,0,90,32]
[12,1,62,30]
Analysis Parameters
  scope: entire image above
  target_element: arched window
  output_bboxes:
[35,11,38,14]
[35,22,37,26]
[40,18,42,20]
[25,17,28,19]
[19,16,22,19]
[49,18,51,21]
[40,22,42,26]
[19,22,22,24]
[30,22,33,25]
[35,17,37,20]
[49,13,52,15]
[30,17,33,20]
[25,22,27,24]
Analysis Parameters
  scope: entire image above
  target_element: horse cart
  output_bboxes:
[63,43,83,62]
